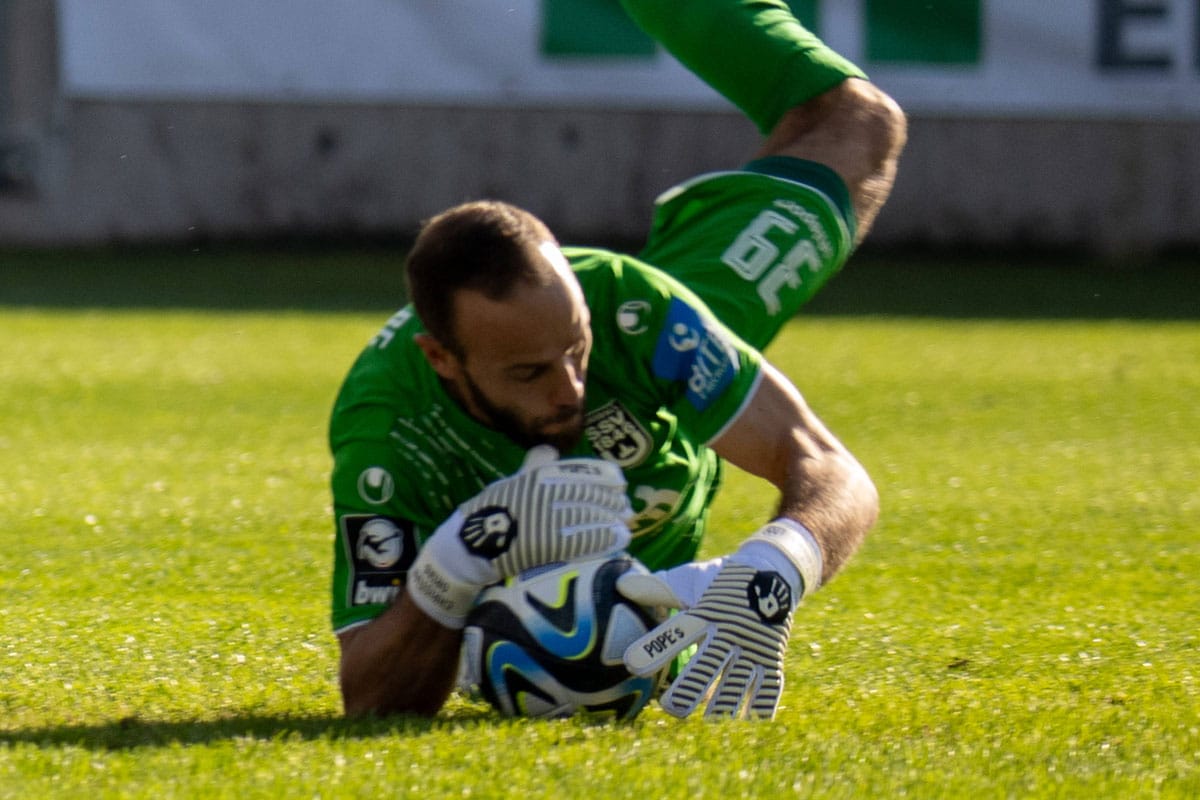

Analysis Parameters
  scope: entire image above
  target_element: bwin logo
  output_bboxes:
[460,506,516,559]
[748,571,792,625]
[667,322,701,353]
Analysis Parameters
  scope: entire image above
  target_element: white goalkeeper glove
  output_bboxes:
[620,518,823,719]
[407,445,633,629]
[614,556,727,612]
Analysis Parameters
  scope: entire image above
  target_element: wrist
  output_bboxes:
[405,509,493,630]
[405,555,480,630]
[735,518,823,598]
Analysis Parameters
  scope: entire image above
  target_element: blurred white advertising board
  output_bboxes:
[58,0,1200,119]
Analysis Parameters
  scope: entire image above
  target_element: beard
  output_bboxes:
[459,369,586,454]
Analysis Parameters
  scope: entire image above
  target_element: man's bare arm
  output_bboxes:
[337,450,633,718]
[337,592,461,717]
[711,362,879,584]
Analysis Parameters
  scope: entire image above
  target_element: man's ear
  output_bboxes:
[414,333,460,380]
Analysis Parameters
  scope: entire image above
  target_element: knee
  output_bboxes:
[757,79,907,240]
[845,80,908,170]
[767,79,902,150]
[783,79,906,170]
[761,79,906,185]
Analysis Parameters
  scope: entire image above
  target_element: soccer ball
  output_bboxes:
[462,553,666,720]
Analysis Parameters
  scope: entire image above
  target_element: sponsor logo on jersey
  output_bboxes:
[584,400,652,467]
[357,466,395,505]
[667,321,701,353]
[652,298,738,411]
[353,578,401,607]
[616,300,652,335]
[342,514,417,607]
[357,517,404,568]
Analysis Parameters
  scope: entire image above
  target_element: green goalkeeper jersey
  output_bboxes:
[329,250,763,632]
[329,157,855,633]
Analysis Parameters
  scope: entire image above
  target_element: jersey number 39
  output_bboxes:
[720,208,822,317]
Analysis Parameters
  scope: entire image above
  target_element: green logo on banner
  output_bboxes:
[866,0,982,64]
[540,0,980,65]
[541,0,655,57]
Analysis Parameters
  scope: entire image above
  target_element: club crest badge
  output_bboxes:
[584,400,652,468]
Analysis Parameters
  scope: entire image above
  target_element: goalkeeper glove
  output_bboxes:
[407,446,633,629]
[620,518,822,719]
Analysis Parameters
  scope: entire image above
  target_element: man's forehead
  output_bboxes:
[538,240,573,278]
[453,277,588,364]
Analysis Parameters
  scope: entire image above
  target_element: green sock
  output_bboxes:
[619,0,867,133]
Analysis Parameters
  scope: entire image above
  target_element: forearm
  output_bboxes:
[336,449,633,717]
[773,440,879,584]
[713,363,879,585]
[338,591,462,717]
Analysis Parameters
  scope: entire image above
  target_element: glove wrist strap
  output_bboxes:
[740,518,823,598]
[406,509,487,630]
[406,557,480,630]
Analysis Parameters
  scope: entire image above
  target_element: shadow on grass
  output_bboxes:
[0,709,500,751]
[0,242,408,313]
[1,243,1196,319]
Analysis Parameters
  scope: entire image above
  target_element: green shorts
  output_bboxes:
[638,156,856,352]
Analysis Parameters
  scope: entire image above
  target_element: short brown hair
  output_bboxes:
[406,200,559,354]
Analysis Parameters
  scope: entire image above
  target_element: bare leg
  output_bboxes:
[757,79,907,243]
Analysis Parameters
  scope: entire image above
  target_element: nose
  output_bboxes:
[547,356,585,409]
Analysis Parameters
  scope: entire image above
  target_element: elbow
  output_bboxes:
[339,674,378,718]
[340,688,382,720]
[847,451,881,537]
[859,457,880,523]
[338,646,449,718]
[339,666,386,719]
[337,629,447,719]
[335,595,462,719]
[340,673,443,719]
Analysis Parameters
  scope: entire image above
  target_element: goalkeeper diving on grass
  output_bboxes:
[328,0,906,719]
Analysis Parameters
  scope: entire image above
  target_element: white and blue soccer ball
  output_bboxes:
[462,553,666,720]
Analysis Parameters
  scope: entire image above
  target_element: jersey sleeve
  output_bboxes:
[327,310,454,633]
[329,436,422,633]
[327,306,532,632]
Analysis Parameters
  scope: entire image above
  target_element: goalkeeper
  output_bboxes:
[329,0,906,719]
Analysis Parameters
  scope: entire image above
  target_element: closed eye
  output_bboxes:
[507,365,547,383]
[506,338,587,384]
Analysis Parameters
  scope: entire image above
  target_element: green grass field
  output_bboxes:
[1,249,1197,798]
